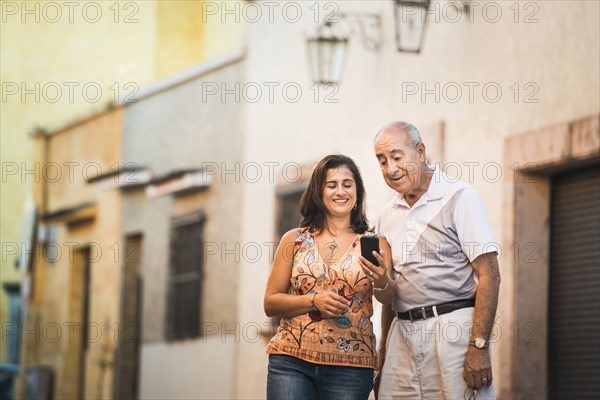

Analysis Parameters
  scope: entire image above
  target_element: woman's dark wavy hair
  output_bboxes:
[300,154,372,234]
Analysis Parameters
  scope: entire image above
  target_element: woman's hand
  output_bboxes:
[313,292,351,318]
[358,237,395,305]
[358,249,389,289]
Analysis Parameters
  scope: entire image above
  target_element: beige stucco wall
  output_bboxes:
[138,332,236,399]
[502,114,599,399]
[21,108,124,398]
[6,1,597,398]
[45,109,124,210]
[122,57,246,398]
[235,1,600,398]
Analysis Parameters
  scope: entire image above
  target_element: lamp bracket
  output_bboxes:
[317,12,382,52]
[448,0,471,16]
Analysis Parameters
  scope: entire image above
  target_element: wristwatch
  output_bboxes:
[469,337,489,349]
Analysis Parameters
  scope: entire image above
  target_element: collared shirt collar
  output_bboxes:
[393,164,444,208]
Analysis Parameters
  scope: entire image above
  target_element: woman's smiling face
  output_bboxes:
[322,165,357,217]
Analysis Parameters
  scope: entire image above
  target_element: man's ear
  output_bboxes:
[417,143,426,162]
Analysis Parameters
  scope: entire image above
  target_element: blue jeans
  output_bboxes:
[267,354,374,400]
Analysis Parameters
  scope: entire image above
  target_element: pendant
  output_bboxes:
[327,241,337,258]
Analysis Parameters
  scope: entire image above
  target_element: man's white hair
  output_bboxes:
[374,121,423,148]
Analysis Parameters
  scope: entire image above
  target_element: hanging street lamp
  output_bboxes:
[307,14,382,85]
[307,22,350,85]
[394,0,430,53]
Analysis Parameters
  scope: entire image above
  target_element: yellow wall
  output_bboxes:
[0,0,154,364]
[156,1,206,77]
[156,0,246,76]
[202,1,246,61]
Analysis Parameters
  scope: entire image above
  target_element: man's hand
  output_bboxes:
[377,346,386,372]
[463,346,493,390]
[464,251,500,390]
[375,303,394,399]
[374,346,385,399]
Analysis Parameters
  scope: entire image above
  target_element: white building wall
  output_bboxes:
[235,1,600,398]
[139,337,235,400]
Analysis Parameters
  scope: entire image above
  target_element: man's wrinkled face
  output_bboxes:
[374,129,425,195]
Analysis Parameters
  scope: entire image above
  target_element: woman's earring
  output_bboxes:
[353,203,358,211]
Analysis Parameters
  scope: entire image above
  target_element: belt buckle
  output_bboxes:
[409,307,427,322]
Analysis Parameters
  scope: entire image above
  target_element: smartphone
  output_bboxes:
[360,235,380,266]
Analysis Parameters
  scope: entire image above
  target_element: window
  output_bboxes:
[277,188,305,237]
[166,213,205,340]
[271,188,305,328]
[3,283,21,365]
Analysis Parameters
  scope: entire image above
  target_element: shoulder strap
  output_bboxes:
[293,227,309,256]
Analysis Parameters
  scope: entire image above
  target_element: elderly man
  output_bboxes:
[370,121,500,399]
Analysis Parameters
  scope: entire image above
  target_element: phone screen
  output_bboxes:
[360,235,380,266]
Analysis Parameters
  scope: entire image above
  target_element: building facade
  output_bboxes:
[233,1,600,398]
[13,1,599,399]
[120,51,246,399]
[1,1,244,383]
[20,109,125,398]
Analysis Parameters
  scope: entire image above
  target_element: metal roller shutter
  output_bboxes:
[549,164,600,399]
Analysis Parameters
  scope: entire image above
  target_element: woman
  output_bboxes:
[264,154,394,400]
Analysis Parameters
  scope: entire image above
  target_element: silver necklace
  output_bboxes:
[324,226,347,259]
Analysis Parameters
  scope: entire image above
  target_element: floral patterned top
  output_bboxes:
[266,227,376,369]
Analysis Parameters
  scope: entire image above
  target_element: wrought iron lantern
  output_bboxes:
[394,0,430,53]
[307,22,349,85]
[307,14,381,85]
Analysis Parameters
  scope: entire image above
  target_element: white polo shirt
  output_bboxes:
[377,165,499,313]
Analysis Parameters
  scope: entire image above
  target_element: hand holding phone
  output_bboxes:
[360,235,380,266]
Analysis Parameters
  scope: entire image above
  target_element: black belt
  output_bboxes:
[396,299,475,322]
